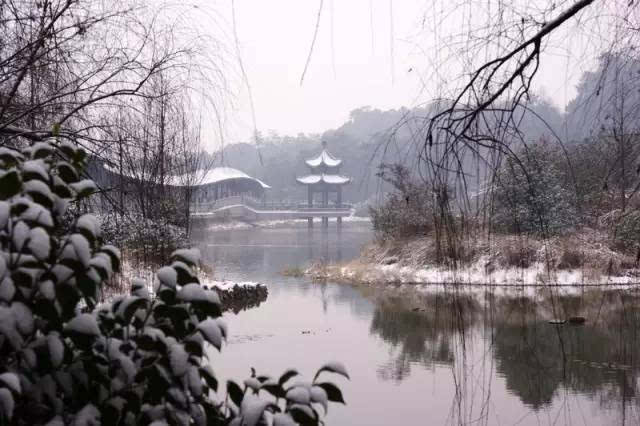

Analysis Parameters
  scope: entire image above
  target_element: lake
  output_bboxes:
[191,222,640,425]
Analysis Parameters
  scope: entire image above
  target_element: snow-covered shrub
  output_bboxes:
[492,143,577,235]
[98,211,188,257]
[370,164,434,238]
[0,140,346,425]
[610,209,640,253]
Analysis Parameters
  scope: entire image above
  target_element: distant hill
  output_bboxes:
[210,99,566,206]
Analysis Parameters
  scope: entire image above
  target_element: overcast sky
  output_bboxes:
[203,0,599,147]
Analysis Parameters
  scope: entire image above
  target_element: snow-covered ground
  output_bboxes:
[204,279,261,291]
[309,257,640,297]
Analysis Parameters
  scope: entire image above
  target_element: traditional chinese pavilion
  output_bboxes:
[297,141,350,227]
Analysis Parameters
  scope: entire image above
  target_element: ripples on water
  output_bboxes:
[191,222,640,425]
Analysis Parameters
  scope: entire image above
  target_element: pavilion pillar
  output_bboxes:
[308,186,313,228]
[322,187,328,227]
[337,186,342,227]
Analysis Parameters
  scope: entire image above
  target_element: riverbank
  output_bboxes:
[306,229,640,292]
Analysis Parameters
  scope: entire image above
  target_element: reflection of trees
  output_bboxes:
[493,321,564,408]
[370,293,480,382]
[370,288,640,418]
[493,296,640,411]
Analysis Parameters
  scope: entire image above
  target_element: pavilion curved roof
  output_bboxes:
[305,149,342,168]
[190,167,271,189]
[104,164,270,189]
[296,174,350,185]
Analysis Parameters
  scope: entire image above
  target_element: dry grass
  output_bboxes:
[360,228,638,276]
[501,243,536,268]
[557,247,584,269]
[281,266,305,278]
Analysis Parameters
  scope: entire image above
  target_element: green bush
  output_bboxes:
[0,140,346,425]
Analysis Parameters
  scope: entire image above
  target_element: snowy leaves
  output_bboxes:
[0,141,347,426]
[285,386,310,405]
[156,266,177,290]
[231,363,350,426]
[172,248,200,266]
[28,227,50,260]
[65,313,100,336]
[177,283,208,303]
[0,388,15,422]
[239,394,273,426]
[0,202,8,229]
[0,373,21,422]
[314,361,350,381]
[197,318,225,350]
[169,343,189,377]
[0,373,21,395]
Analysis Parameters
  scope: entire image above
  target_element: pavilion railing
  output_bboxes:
[190,195,353,214]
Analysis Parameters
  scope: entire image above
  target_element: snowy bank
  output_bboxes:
[307,231,640,295]
[308,260,640,297]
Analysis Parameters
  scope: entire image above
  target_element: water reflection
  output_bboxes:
[493,294,640,411]
[370,293,479,382]
[194,224,640,425]
[192,223,355,282]
[369,288,640,421]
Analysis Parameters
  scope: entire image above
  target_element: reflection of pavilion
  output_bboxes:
[297,141,351,228]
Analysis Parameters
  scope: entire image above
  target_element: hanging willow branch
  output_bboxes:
[424,0,595,152]
[300,0,324,86]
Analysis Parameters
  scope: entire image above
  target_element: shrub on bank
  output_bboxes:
[0,140,346,425]
[492,143,577,236]
[99,211,189,259]
[609,209,640,254]
[369,164,434,238]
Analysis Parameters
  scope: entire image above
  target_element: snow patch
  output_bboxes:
[206,280,260,291]
[321,258,640,296]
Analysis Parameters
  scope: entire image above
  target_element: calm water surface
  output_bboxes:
[191,223,640,425]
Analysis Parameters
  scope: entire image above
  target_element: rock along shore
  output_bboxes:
[208,281,269,313]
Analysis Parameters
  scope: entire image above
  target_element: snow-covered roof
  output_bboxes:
[190,167,271,189]
[296,174,351,185]
[305,150,342,168]
[103,164,270,189]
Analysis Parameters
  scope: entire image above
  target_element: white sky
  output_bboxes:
[203,0,601,148]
